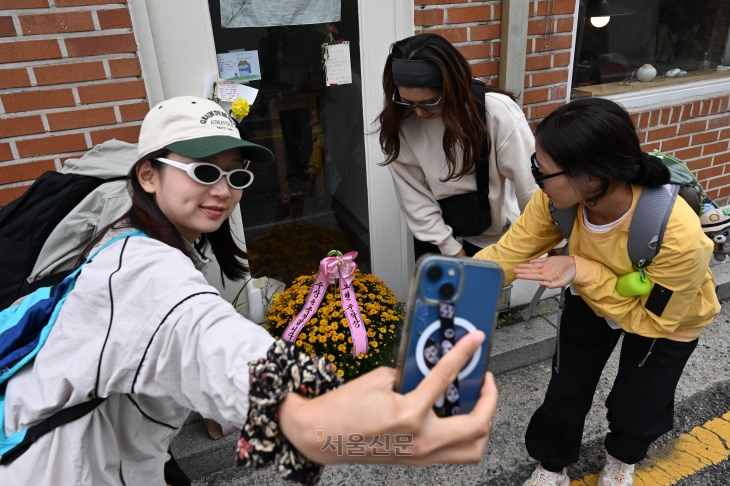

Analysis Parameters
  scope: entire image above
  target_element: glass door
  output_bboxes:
[207,0,370,286]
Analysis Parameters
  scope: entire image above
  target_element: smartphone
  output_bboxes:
[394,254,503,416]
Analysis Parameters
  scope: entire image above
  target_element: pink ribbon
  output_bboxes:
[282,252,369,357]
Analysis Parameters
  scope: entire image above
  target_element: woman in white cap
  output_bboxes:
[0,96,498,485]
[378,34,536,260]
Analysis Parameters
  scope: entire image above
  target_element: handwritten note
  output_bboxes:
[325,42,352,87]
[216,50,261,82]
[217,83,238,102]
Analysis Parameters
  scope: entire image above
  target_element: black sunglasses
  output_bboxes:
[391,90,442,110]
[531,152,566,189]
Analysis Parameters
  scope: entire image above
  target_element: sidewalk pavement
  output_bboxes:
[171,259,730,484]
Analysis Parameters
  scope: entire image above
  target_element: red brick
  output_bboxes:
[526,54,552,71]
[457,44,490,60]
[647,126,677,142]
[1,88,75,113]
[523,88,549,105]
[714,152,730,165]
[551,85,567,100]
[640,142,655,152]
[34,61,106,86]
[526,39,534,54]
[16,133,87,158]
[636,112,648,129]
[711,98,721,115]
[97,8,132,30]
[705,173,730,189]
[0,16,16,37]
[530,1,549,16]
[108,57,142,78]
[77,80,146,104]
[680,103,692,121]
[709,115,730,130]
[552,0,576,14]
[0,39,62,64]
[19,12,94,35]
[528,19,549,35]
[420,27,467,43]
[534,35,572,53]
[0,68,30,89]
[0,115,45,138]
[638,130,648,143]
[448,6,492,23]
[556,17,574,33]
[415,0,468,4]
[630,113,639,127]
[678,119,708,135]
[690,101,701,118]
[677,147,703,161]
[415,9,444,27]
[0,186,30,207]
[700,100,711,117]
[471,23,500,41]
[670,106,682,124]
[553,52,571,67]
[119,102,149,122]
[90,124,141,145]
[0,0,49,8]
[660,135,690,152]
[493,4,501,20]
[65,33,137,58]
[692,130,720,145]
[703,140,730,156]
[648,110,661,128]
[0,159,55,185]
[530,101,564,120]
[660,109,670,126]
[492,41,501,57]
[471,60,499,77]
[531,69,568,87]
[697,166,724,180]
[721,96,730,113]
[0,143,12,162]
[721,128,730,140]
[54,0,125,5]
[47,106,117,131]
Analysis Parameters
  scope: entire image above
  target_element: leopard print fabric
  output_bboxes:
[237,339,343,485]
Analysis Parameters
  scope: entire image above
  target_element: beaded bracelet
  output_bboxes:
[237,339,343,485]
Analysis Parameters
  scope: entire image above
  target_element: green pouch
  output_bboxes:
[616,271,652,297]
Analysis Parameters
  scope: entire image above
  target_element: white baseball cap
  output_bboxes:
[137,96,273,163]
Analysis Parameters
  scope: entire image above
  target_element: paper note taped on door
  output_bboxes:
[325,43,352,86]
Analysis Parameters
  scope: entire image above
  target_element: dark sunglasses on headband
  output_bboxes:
[155,157,254,189]
[391,90,442,110]
[530,152,566,189]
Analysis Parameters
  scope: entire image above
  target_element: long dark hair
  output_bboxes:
[82,150,248,282]
[378,33,514,181]
[536,97,670,205]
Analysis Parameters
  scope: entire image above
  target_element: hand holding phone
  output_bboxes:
[394,255,502,416]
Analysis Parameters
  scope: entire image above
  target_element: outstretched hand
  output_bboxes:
[278,331,498,465]
[514,255,576,288]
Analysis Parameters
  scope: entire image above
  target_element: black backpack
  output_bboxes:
[0,172,118,310]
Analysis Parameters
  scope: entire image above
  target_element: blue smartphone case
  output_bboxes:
[394,255,503,416]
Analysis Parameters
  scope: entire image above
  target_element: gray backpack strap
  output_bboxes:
[628,184,679,268]
[550,202,578,239]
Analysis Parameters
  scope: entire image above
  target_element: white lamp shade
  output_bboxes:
[590,16,611,28]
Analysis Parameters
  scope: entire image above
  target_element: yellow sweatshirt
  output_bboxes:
[475,185,720,341]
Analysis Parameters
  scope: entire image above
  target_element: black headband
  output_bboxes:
[391,59,443,88]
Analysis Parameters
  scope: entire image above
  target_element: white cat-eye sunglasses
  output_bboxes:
[155,157,254,189]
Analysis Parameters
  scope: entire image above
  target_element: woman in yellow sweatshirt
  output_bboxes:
[475,98,720,486]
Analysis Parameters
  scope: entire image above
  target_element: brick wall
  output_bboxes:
[414,0,575,128]
[0,0,149,206]
[632,95,730,207]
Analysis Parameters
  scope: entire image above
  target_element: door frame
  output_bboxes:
[130,0,415,298]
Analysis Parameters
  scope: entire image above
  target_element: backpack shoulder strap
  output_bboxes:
[550,202,578,239]
[628,184,679,268]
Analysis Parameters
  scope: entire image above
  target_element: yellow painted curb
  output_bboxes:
[570,411,730,486]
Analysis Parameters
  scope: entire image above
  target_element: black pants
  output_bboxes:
[413,238,482,261]
[526,291,698,470]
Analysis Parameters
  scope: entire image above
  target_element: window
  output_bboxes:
[572,0,730,98]
[207,0,371,286]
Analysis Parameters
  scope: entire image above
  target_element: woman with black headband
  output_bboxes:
[378,34,536,259]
